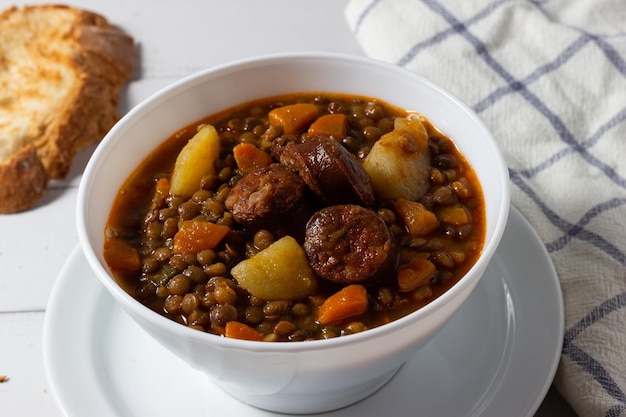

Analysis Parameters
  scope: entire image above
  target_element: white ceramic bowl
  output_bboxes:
[77,53,510,414]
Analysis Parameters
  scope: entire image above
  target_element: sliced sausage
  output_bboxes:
[279,136,375,207]
[224,163,312,238]
[304,204,397,285]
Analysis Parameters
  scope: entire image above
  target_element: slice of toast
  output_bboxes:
[0,4,135,213]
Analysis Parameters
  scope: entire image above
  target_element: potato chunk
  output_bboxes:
[362,115,430,201]
[169,124,220,198]
[231,236,318,301]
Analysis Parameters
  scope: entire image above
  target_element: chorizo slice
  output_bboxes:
[304,204,397,285]
[279,136,375,207]
[224,163,311,238]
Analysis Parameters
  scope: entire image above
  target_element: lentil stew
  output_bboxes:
[104,92,485,342]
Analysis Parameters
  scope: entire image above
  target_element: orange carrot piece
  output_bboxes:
[155,177,170,194]
[225,321,264,341]
[317,284,369,325]
[103,238,142,272]
[307,113,347,138]
[148,177,170,210]
[268,103,319,135]
[397,257,436,292]
[394,198,439,236]
[232,143,273,174]
[173,219,230,254]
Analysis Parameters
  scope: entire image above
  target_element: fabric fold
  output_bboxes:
[345,1,626,417]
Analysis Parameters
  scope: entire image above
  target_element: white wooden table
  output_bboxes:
[0,1,573,415]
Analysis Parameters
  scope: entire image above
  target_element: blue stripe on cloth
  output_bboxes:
[351,0,381,35]
[606,403,626,417]
[544,198,626,263]
[393,0,556,67]
[396,0,515,67]
[590,35,626,76]
[509,170,626,266]
[544,199,626,261]
[520,105,626,178]
[563,343,626,413]
[473,34,591,113]
[564,292,626,341]
[562,291,626,413]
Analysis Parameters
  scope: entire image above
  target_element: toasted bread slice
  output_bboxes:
[0,4,135,213]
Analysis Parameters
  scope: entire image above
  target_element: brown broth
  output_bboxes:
[105,92,485,341]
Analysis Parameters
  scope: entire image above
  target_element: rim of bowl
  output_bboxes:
[77,52,510,352]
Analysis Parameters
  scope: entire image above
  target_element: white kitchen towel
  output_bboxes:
[345,1,626,416]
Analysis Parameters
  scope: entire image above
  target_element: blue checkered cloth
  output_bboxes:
[345,1,626,416]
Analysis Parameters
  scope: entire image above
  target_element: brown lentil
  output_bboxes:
[181,293,200,315]
[344,322,368,335]
[213,285,237,305]
[164,294,183,314]
[263,300,291,319]
[274,321,298,337]
[203,262,227,277]
[166,274,191,295]
[188,309,211,327]
[244,306,263,324]
[196,249,216,266]
[178,201,199,220]
[184,265,206,283]
[210,303,237,326]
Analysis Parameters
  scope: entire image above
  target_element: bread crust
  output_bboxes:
[0,145,48,213]
[0,4,135,213]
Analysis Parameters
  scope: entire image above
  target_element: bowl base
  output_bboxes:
[218,365,402,414]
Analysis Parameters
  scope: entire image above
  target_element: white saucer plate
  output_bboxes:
[43,206,563,417]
